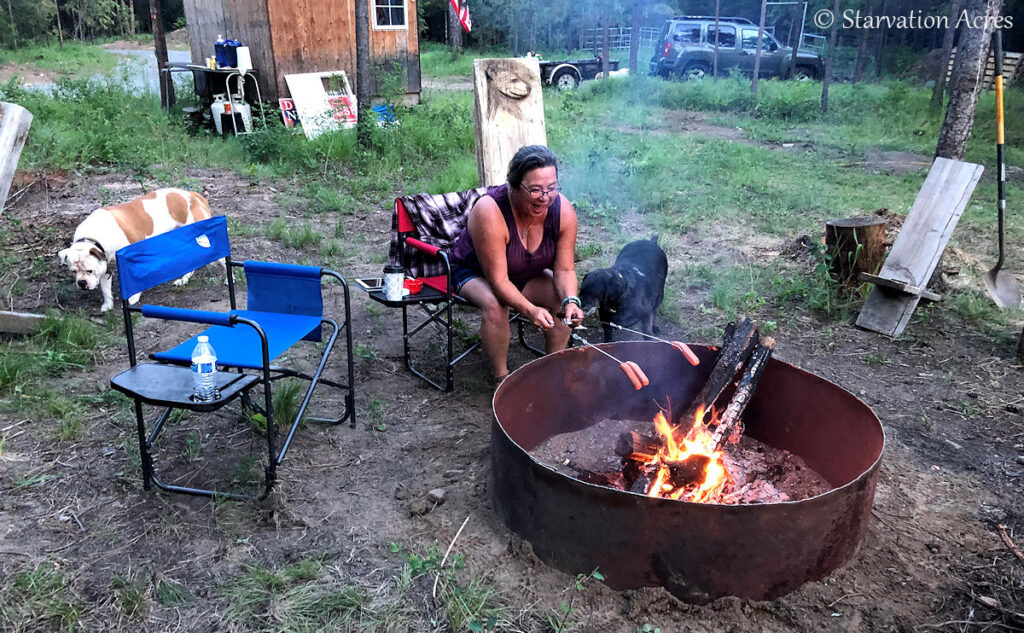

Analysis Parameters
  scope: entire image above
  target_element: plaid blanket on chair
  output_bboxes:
[387,188,487,279]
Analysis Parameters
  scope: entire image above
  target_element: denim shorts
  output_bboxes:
[452,265,482,294]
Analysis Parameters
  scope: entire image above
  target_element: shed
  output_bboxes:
[182,0,421,104]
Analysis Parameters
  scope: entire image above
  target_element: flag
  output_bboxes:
[449,0,471,33]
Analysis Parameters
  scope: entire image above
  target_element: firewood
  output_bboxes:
[614,431,662,460]
[681,317,759,425]
[709,336,776,450]
[666,456,710,485]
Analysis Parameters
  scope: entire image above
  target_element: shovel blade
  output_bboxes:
[983,268,1022,309]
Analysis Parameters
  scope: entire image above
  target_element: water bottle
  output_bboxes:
[191,335,218,402]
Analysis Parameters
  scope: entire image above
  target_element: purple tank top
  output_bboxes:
[451,183,561,289]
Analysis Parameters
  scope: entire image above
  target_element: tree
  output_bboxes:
[628,0,640,74]
[355,0,372,147]
[750,0,767,96]
[930,0,964,111]
[936,0,1003,160]
[821,0,840,113]
[447,1,463,52]
[149,0,173,108]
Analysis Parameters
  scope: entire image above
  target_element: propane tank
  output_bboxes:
[211,94,229,135]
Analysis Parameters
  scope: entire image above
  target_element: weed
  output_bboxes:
[184,430,201,461]
[220,562,368,632]
[266,218,322,249]
[864,353,892,367]
[111,573,148,618]
[0,561,83,631]
[321,239,344,257]
[154,578,192,606]
[547,569,605,633]
[367,397,386,431]
[355,344,377,361]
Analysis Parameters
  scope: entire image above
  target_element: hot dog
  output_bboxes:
[671,341,700,366]
[619,362,644,390]
[624,361,649,386]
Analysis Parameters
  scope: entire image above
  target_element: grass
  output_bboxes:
[0,41,121,78]
[0,561,83,632]
[220,561,369,632]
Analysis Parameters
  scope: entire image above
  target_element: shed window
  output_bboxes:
[373,0,406,30]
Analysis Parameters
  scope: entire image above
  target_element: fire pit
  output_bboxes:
[491,341,884,603]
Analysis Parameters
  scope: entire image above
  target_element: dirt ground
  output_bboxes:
[0,168,1022,632]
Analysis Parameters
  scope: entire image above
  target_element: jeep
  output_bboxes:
[649,16,824,81]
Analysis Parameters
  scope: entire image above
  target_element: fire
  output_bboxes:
[643,405,731,503]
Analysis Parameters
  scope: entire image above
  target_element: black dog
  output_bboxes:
[579,236,668,342]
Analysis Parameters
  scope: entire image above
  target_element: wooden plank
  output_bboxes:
[268,0,358,100]
[182,0,225,63]
[0,310,45,335]
[856,157,983,337]
[0,102,33,214]
[472,58,547,187]
[858,273,942,302]
[222,0,278,100]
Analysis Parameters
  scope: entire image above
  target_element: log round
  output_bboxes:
[491,341,884,603]
[825,215,887,286]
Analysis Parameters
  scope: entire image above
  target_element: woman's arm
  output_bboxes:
[553,194,583,324]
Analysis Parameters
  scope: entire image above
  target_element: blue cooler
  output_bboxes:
[215,38,241,68]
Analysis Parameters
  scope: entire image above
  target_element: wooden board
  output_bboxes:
[856,157,983,337]
[0,310,44,335]
[0,102,33,214]
[472,58,547,187]
[946,49,1023,88]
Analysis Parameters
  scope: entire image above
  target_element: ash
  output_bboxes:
[530,417,832,504]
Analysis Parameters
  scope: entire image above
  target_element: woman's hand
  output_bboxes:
[529,306,556,330]
[563,302,585,327]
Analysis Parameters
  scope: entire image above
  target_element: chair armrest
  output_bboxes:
[140,305,236,327]
[405,237,442,258]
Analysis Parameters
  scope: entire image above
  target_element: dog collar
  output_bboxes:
[73,237,107,260]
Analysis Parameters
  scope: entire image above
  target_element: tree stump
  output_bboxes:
[825,216,887,286]
[472,58,546,187]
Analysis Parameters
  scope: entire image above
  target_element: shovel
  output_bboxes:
[983,29,1022,309]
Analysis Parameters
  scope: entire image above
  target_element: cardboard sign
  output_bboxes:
[284,71,357,139]
[279,98,299,128]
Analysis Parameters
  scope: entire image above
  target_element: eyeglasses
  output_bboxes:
[519,184,560,199]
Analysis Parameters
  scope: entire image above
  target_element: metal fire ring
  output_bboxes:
[491,341,884,603]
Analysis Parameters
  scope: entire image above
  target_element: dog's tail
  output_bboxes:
[650,234,659,245]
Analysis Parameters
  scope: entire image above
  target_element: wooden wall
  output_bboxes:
[184,0,421,103]
[265,0,420,102]
[183,0,277,99]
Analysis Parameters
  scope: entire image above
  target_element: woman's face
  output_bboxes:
[515,166,559,217]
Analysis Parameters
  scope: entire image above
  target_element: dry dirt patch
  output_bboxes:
[0,170,1022,631]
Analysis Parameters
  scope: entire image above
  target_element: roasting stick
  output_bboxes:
[598,321,700,366]
[570,331,649,390]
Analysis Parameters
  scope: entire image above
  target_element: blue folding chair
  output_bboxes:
[109,216,355,500]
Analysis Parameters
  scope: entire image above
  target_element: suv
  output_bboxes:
[650,16,823,81]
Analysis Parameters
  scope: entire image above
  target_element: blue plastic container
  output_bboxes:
[215,38,241,68]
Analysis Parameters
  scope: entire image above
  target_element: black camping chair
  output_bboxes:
[108,216,355,500]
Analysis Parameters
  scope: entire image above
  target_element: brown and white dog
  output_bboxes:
[58,188,215,312]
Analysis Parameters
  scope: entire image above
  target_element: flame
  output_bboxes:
[642,405,731,503]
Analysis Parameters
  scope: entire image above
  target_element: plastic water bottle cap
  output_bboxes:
[198,335,209,343]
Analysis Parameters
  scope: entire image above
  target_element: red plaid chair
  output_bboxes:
[384,189,542,391]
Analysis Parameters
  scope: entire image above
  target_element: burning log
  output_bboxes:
[708,336,776,449]
[614,431,662,461]
[681,318,759,425]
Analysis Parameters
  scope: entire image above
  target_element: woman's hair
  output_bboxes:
[507,145,559,189]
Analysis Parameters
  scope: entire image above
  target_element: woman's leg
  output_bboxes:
[523,271,571,353]
[457,277,511,379]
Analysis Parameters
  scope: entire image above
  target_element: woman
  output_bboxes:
[451,145,585,384]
